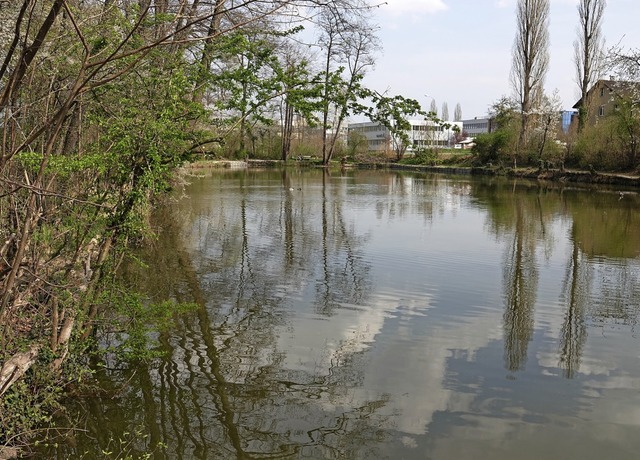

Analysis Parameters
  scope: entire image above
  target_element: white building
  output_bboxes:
[348,119,463,154]
[347,121,390,153]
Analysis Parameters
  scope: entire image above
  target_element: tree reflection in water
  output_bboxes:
[476,181,549,372]
[558,224,590,379]
[39,172,640,459]
[501,201,539,373]
[558,189,640,378]
[316,169,370,316]
[47,169,387,459]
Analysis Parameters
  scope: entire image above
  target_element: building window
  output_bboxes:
[600,88,604,97]
[598,106,605,116]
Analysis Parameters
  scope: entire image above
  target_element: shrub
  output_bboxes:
[573,119,622,170]
[471,131,511,165]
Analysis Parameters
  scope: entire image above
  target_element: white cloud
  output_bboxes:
[380,0,448,15]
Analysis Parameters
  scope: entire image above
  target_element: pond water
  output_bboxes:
[46,168,640,459]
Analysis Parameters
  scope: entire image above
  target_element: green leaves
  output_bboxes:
[99,286,198,363]
[362,93,423,157]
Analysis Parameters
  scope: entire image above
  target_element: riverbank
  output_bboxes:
[182,160,640,189]
[384,163,640,188]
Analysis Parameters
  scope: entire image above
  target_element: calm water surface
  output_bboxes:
[49,169,640,459]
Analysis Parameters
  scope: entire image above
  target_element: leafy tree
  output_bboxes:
[361,93,422,160]
[207,31,283,156]
[490,96,520,131]
[611,99,640,169]
[346,130,369,159]
[276,51,323,161]
[472,131,511,165]
[1,0,379,450]
[607,44,640,169]
[472,97,519,166]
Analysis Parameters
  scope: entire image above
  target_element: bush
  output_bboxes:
[573,119,622,170]
[471,131,511,165]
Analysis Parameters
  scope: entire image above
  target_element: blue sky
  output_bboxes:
[361,0,640,119]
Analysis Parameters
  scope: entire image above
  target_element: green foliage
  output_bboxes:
[0,347,94,449]
[93,427,166,460]
[489,96,519,131]
[86,54,205,238]
[571,101,640,171]
[404,148,441,165]
[324,68,368,117]
[533,136,564,166]
[276,59,324,125]
[610,99,640,169]
[320,65,373,163]
[1,379,57,447]
[206,29,326,159]
[0,0,385,452]
[347,131,368,158]
[210,32,280,116]
[98,286,198,363]
[471,131,511,165]
[573,118,621,170]
[357,93,422,159]
[2,15,208,449]
[469,96,522,166]
[398,151,436,165]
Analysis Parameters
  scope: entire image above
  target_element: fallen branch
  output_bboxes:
[0,345,41,397]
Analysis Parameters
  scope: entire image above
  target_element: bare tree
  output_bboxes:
[574,0,606,132]
[318,1,379,165]
[609,46,640,82]
[441,101,449,121]
[454,102,462,121]
[510,0,550,151]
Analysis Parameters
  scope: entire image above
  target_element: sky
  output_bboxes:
[360,0,640,120]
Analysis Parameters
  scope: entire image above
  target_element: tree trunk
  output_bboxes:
[282,98,294,161]
[193,0,226,104]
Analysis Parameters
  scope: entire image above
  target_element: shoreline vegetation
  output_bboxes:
[181,159,640,189]
[1,0,638,456]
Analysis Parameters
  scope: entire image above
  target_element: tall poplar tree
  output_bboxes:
[574,0,606,132]
[454,103,462,121]
[510,0,550,152]
[429,99,438,116]
[441,102,449,121]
